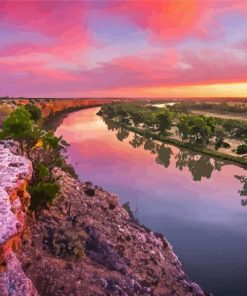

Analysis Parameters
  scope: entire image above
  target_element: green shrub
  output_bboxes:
[1,105,70,210]
[28,182,59,210]
[24,103,41,122]
[237,144,247,155]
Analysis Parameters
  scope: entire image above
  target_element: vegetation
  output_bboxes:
[169,102,247,114]
[24,103,42,122]
[177,114,215,145]
[237,144,247,155]
[0,104,70,209]
[99,102,247,165]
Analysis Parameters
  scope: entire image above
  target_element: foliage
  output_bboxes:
[99,102,247,166]
[28,181,59,210]
[177,114,215,145]
[1,104,69,209]
[171,102,247,114]
[237,144,247,155]
[24,103,42,122]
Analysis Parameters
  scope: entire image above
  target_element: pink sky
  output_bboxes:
[1,0,247,98]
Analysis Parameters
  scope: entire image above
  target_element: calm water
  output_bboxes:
[56,107,247,296]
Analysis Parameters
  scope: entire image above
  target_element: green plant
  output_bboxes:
[237,144,247,155]
[24,103,41,122]
[1,105,70,209]
[28,182,59,210]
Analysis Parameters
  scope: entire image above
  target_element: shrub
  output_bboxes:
[44,226,87,258]
[28,182,59,210]
[1,104,69,209]
[237,144,247,155]
[24,103,41,122]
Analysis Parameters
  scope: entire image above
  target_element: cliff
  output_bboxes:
[0,141,38,295]
[17,168,208,296]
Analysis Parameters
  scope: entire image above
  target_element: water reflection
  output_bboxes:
[235,175,247,206]
[104,117,247,203]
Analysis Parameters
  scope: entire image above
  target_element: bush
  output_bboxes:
[24,103,41,122]
[237,144,247,155]
[28,182,59,210]
[1,104,69,210]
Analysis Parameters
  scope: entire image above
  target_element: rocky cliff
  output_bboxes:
[0,141,38,296]
[17,168,208,296]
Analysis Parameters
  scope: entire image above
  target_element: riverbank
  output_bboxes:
[101,116,247,167]
[43,104,101,131]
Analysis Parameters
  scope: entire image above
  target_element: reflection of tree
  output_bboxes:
[234,175,247,206]
[175,151,191,171]
[175,151,224,181]
[103,119,226,182]
[155,144,172,168]
[187,155,214,181]
[143,138,156,154]
[116,128,129,142]
[103,117,118,131]
[129,134,144,148]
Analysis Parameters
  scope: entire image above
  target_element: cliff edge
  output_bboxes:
[0,141,38,296]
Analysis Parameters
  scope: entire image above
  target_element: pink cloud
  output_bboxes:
[0,1,92,61]
[100,0,247,42]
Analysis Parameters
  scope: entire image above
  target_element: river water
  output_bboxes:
[56,107,247,296]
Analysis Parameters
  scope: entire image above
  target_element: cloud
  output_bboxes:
[1,0,247,97]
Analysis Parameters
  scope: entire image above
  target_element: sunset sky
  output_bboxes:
[1,0,247,98]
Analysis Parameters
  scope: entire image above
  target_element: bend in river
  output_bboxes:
[56,107,247,296]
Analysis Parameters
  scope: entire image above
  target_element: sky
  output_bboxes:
[1,0,247,98]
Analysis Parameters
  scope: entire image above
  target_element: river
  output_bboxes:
[56,107,247,296]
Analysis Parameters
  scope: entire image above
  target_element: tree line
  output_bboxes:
[98,102,247,155]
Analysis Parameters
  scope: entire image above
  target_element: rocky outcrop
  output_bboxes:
[0,141,38,296]
[17,168,208,296]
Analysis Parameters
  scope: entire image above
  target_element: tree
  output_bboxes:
[177,115,215,145]
[237,144,247,155]
[156,110,172,134]
[24,103,42,122]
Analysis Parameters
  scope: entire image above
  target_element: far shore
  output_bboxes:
[43,104,101,131]
[100,115,247,167]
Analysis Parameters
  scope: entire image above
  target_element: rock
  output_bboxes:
[0,142,37,296]
[84,187,95,197]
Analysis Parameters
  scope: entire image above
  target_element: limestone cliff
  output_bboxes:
[0,141,38,296]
